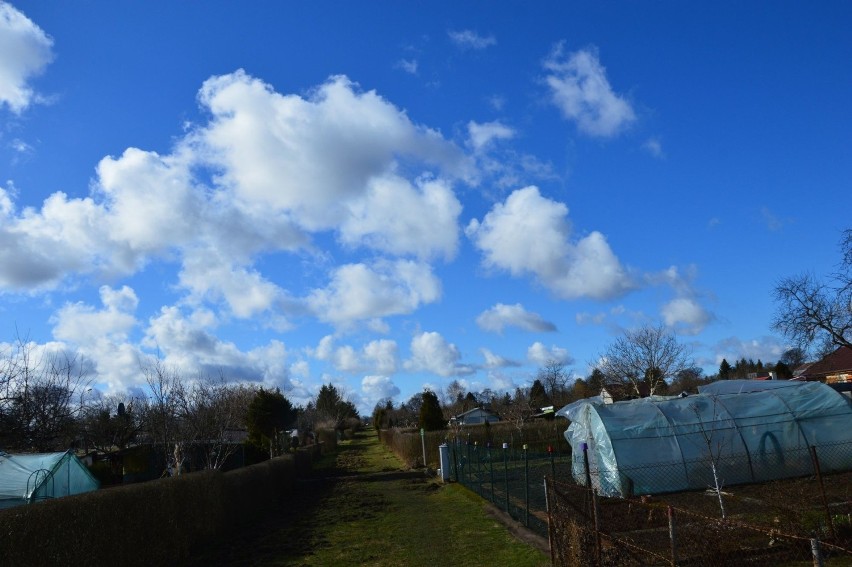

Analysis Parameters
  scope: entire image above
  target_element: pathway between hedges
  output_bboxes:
[186,429,548,566]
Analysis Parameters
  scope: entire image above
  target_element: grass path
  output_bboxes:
[189,428,549,566]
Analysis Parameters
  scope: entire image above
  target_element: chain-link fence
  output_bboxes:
[445,431,852,564]
[446,437,572,538]
[546,440,852,566]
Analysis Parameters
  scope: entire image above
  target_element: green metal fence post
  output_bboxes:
[523,443,530,527]
[488,442,495,503]
[452,439,459,482]
[466,435,471,484]
[475,442,482,495]
[503,442,510,514]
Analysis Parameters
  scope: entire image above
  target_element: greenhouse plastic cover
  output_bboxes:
[556,380,852,497]
[0,450,99,501]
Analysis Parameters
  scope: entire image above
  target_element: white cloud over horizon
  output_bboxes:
[0,2,821,419]
[711,336,788,368]
[311,335,399,375]
[527,341,574,366]
[361,375,401,403]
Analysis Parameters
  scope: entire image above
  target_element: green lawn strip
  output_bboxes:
[282,430,548,566]
[186,431,548,566]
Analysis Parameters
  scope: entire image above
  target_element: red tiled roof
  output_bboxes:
[802,346,852,378]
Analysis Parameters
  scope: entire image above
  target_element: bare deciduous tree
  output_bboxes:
[689,396,729,519]
[142,359,258,474]
[536,359,570,406]
[598,324,692,396]
[182,376,255,470]
[82,393,144,454]
[773,230,852,355]
[0,337,91,451]
[492,387,535,441]
[141,359,188,475]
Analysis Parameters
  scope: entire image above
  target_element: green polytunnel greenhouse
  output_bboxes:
[556,379,852,497]
[0,450,100,509]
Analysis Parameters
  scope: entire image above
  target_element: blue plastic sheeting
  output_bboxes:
[0,450,99,503]
[556,380,852,497]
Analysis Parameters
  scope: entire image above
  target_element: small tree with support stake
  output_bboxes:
[689,395,728,519]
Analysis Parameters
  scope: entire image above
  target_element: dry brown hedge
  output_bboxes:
[0,445,323,566]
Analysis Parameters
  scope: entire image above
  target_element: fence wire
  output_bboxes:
[448,437,852,565]
[447,438,571,538]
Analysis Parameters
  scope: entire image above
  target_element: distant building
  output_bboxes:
[794,346,852,384]
[747,371,777,380]
[448,407,501,426]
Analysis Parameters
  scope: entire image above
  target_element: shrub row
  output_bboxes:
[378,427,446,468]
[453,420,572,455]
[0,445,322,566]
[377,420,572,468]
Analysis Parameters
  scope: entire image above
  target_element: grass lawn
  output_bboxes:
[188,428,549,566]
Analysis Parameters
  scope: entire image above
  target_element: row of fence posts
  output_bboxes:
[549,442,832,567]
[451,439,839,565]
[449,436,560,531]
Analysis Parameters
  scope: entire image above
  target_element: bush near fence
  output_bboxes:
[0,443,324,566]
[377,419,571,468]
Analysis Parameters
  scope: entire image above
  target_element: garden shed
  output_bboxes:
[0,450,99,508]
[556,379,852,497]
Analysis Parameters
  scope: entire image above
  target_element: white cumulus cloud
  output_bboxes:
[466,186,633,300]
[143,306,291,387]
[527,342,573,366]
[0,2,53,113]
[195,71,472,231]
[480,348,520,369]
[543,44,635,137]
[405,331,473,377]
[361,375,400,401]
[307,260,441,327]
[311,335,398,375]
[340,174,462,260]
[363,339,399,375]
[52,285,138,345]
[661,297,712,335]
[476,303,557,334]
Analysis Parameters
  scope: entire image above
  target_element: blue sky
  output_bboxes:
[1,2,850,414]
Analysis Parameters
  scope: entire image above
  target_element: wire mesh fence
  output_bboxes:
[446,437,572,538]
[547,477,852,566]
[446,435,852,565]
[546,440,852,566]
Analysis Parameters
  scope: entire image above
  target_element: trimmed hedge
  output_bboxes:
[378,420,572,468]
[0,445,323,566]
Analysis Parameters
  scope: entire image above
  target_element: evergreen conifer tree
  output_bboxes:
[419,390,445,431]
